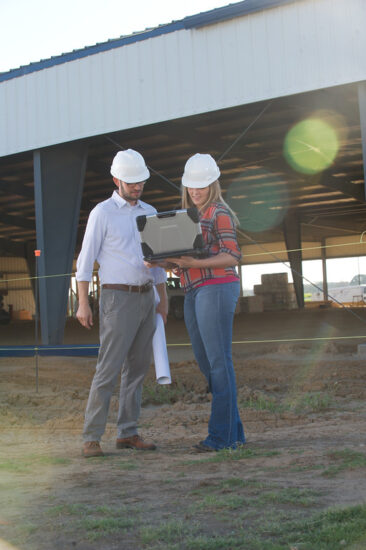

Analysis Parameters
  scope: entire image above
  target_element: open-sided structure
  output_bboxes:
[1,0,366,343]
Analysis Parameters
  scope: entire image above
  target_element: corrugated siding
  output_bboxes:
[0,0,365,157]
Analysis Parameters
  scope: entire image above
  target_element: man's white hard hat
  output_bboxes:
[110,149,150,183]
[181,153,220,189]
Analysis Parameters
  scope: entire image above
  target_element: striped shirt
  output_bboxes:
[180,201,241,292]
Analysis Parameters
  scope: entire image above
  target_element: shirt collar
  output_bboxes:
[111,190,148,210]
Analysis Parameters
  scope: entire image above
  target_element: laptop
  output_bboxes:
[136,208,206,261]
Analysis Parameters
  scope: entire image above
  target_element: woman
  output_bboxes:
[167,153,245,452]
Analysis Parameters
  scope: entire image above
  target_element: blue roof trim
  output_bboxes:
[183,0,298,28]
[0,0,298,84]
[0,21,185,83]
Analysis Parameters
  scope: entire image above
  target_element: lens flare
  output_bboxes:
[226,169,289,232]
[284,118,339,175]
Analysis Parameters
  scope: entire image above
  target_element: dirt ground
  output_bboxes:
[1,309,366,549]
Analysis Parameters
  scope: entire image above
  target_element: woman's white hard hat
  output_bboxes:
[110,149,150,183]
[182,153,220,188]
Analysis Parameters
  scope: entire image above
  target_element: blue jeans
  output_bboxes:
[184,281,245,450]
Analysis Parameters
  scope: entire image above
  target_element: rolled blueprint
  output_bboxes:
[153,313,172,385]
[153,287,171,384]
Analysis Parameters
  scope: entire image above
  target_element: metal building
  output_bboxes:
[1,0,366,343]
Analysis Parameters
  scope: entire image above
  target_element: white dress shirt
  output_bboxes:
[76,190,166,286]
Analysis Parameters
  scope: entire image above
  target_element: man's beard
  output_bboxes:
[120,188,142,202]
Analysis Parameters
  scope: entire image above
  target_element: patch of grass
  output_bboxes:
[193,487,318,513]
[81,516,136,541]
[114,460,139,470]
[46,503,138,542]
[194,493,251,511]
[46,503,89,517]
[258,487,319,507]
[289,463,325,473]
[347,534,366,549]
[183,533,245,550]
[0,455,71,473]
[35,456,71,466]
[7,521,40,548]
[322,448,366,477]
[190,478,273,497]
[54,504,138,541]
[142,381,187,405]
[287,392,334,413]
[184,504,366,549]
[218,478,272,491]
[241,395,287,413]
[17,522,38,535]
[282,504,366,549]
[140,519,196,545]
[197,446,280,464]
[0,459,30,473]
[183,532,284,550]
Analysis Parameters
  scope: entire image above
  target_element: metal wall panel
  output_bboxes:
[0,0,365,157]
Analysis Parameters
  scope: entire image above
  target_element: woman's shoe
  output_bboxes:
[193,441,217,453]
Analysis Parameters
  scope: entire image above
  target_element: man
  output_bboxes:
[76,149,168,458]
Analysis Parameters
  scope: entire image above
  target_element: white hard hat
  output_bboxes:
[181,153,220,188]
[110,149,150,183]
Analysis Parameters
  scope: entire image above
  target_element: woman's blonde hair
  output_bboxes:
[182,180,240,226]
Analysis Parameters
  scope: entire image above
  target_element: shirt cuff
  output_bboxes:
[150,267,167,285]
[75,271,92,282]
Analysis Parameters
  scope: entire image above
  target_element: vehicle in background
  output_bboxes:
[311,274,366,306]
[166,277,185,319]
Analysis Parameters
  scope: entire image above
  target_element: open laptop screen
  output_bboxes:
[136,208,205,261]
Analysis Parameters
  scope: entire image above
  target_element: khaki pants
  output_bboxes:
[83,287,155,442]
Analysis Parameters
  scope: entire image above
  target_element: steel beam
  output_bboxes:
[33,141,88,344]
[358,82,366,201]
[283,212,304,308]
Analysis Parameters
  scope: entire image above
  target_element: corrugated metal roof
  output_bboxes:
[0,0,300,83]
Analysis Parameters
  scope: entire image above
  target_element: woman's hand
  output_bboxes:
[165,256,199,268]
[166,252,237,270]
[144,260,170,269]
[144,259,182,270]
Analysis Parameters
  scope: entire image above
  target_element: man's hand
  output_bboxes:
[76,303,93,329]
[155,282,168,324]
[156,300,168,324]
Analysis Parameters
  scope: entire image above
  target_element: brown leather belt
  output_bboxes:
[102,282,153,293]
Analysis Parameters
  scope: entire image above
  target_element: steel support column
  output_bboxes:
[283,212,304,308]
[358,82,366,200]
[321,238,328,302]
[33,141,88,344]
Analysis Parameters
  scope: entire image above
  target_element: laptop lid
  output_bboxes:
[136,208,205,261]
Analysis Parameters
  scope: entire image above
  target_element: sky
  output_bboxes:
[0,0,231,73]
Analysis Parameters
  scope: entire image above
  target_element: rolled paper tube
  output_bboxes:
[153,312,172,385]
[152,286,171,384]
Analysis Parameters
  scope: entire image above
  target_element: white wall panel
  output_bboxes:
[1,0,365,158]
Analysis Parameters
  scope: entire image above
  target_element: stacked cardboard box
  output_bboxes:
[253,273,297,311]
[239,295,264,313]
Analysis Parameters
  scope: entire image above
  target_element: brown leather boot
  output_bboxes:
[116,434,156,451]
[82,441,104,458]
